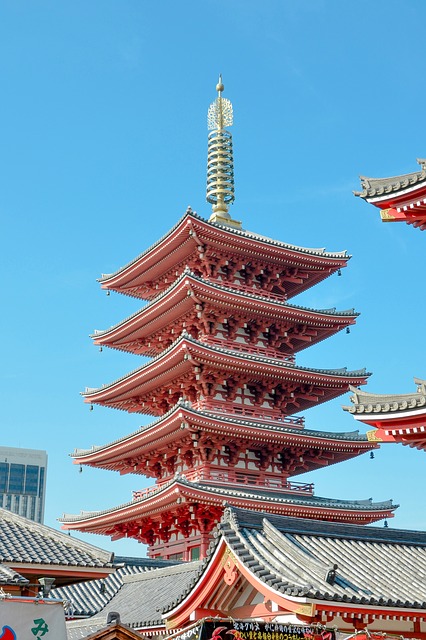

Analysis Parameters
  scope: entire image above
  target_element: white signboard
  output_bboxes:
[0,599,67,640]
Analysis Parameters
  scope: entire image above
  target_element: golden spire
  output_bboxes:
[206,76,241,229]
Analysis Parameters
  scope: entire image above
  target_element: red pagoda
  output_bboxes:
[354,159,426,231]
[61,78,396,560]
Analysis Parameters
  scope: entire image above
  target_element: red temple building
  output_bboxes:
[354,159,426,231]
[61,79,396,561]
[344,378,426,451]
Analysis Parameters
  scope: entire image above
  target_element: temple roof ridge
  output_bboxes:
[354,161,426,199]
[98,210,350,286]
[343,379,426,414]
[183,478,395,510]
[219,506,426,549]
[83,332,370,399]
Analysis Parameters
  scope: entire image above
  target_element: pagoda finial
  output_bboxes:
[207,76,241,229]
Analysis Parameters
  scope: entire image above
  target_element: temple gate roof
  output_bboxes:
[165,506,426,629]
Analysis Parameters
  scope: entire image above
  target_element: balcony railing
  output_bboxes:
[196,400,305,428]
[200,335,295,363]
[183,468,314,494]
[132,469,314,501]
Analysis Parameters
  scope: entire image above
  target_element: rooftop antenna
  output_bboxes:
[207,75,242,229]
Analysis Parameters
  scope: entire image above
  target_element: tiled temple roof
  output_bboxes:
[164,506,426,613]
[354,160,426,200]
[0,562,28,586]
[64,508,426,635]
[92,270,358,340]
[0,507,113,569]
[344,379,426,415]
[53,557,181,617]
[83,332,369,398]
[66,562,200,639]
[72,401,369,459]
[99,210,349,285]
[189,479,394,511]
[61,475,395,524]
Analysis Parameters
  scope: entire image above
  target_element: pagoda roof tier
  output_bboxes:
[354,159,426,230]
[71,402,376,476]
[83,333,369,416]
[344,379,426,451]
[60,475,396,540]
[98,210,350,300]
[92,271,358,357]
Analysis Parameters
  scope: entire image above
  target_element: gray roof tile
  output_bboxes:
[0,562,28,585]
[0,507,113,568]
[53,557,181,617]
[66,562,200,638]
[354,160,426,200]
[202,507,426,609]
[344,379,426,416]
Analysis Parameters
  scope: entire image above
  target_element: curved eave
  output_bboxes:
[355,162,426,203]
[344,381,426,418]
[92,272,358,355]
[99,212,350,299]
[83,335,369,411]
[60,479,396,536]
[71,405,373,471]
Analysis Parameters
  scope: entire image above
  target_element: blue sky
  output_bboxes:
[1,0,425,556]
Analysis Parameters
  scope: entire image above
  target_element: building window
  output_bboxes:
[21,495,28,516]
[9,464,25,493]
[0,463,8,493]
[39,467,45,498]
[25,465,39,495]
[190,547,200,561]
[30,498,36,521]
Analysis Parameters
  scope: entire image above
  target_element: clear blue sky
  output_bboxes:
[1,0,425,556]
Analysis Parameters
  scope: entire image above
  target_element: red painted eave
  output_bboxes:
[61,479,395,538]
[83,336,369,411]
[72,406,374,473]
[93,273,358,355]
[99,213,350,299]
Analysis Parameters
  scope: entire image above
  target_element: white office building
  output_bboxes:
[0,446,47,523]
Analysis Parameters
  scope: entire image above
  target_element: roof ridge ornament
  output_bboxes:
[206,75,242,230]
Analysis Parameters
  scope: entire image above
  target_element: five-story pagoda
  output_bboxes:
[61,79,396,560]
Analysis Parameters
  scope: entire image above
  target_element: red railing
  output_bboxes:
[132,470,314,501]
[195,400,305,428]
[182,468,314,494]
[200,335,295,363]
[210,278,286,303]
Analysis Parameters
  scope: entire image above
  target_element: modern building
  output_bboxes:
[0,446,47,523]
[61,78,397,560]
